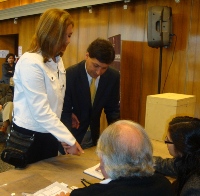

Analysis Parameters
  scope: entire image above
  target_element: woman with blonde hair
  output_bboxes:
[13,8,83,166]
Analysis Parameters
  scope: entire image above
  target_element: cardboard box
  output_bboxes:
[145,93,196,141]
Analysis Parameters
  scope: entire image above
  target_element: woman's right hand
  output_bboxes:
[62,141,84,156]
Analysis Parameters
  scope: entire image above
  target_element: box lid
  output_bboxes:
[147,93,196,106]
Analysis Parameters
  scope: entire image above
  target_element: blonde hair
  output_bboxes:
[28,8,74,62]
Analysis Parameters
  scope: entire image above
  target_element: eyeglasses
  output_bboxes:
[81,178,92,187]
[164,136,174,144]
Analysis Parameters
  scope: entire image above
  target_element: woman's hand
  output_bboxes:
[62,141,84,156]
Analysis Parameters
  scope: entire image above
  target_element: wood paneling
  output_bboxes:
[0,0,44,10]
[0,18,19,35]
[121,41,143,122]
[76,4,109,62]
[1,0,200,127]
[62,9,79,68]
[107,2,123,38]
[18,14,39,53]
[186,0,200,118]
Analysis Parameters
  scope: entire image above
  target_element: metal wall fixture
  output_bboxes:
[87,6,92,13]
[14,17,18,24]
[123,0,130,9]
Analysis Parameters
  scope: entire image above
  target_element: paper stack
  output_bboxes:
[83,163,104,180]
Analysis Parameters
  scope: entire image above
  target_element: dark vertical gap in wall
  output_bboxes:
[14,34,19,57]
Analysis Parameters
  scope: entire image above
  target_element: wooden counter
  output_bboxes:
[0,140,172,196]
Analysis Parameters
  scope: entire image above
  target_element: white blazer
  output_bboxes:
[13,52,75,146]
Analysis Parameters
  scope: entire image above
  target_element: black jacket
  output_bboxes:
[2,62,15,84]
[154,156,200,195]
[61,60,120,145]
[71,174,174,196]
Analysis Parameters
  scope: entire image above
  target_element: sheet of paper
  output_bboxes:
[83,163,104,180]
[23,182,71,196]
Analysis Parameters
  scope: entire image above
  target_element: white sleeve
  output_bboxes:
[18,58,75,146]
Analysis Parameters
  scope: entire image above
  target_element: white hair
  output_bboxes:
[96,120,154,179]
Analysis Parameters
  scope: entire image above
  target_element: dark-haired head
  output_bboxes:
[5,53,15,62]
[168,117,200,194]
[168,116,200,157]
[87,38,115,64]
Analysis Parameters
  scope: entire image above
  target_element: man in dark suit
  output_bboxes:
[61,38,120,150]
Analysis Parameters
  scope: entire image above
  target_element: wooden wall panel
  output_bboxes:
[63,9,80,69]
[121,0,146,41]
[64,4,110,68]
[0,0,20,10]
[187,0,200,118]
[140,44,160,126]
[1,0,200,127]
[0,0,44,10]
[107,2,123,38]
[18,14,39,54]
[121,41,143,122]
[76,4,109,63]
[0,18,19,35]
[161,0,191,94]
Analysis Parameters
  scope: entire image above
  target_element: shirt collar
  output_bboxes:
[100,178,112,184]
[85,62,100,82]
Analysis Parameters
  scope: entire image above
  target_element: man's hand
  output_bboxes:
[72,113,80,129]
[61,141,84,156]
[0,105,2,111]
[95,158,108,179]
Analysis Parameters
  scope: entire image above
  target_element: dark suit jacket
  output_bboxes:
[61,60,120,145]
[70,174,174,196]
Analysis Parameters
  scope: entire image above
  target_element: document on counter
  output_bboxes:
[22,182,71,196]
[83,163,104,180]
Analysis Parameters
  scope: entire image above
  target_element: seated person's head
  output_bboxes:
[5,53,15,64]
[96,120,154,179]
[166,116,200,159]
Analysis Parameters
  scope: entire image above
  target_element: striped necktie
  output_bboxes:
[90,78,96,104]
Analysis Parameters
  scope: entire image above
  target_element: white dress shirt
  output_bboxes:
[85,63,100,88]
[100,178,112,184]
[13,52,75,145]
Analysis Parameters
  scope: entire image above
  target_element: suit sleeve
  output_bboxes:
[61,68,73,130]
[104,70,120,124]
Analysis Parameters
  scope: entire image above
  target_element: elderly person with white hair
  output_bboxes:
[58,120,173,196]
